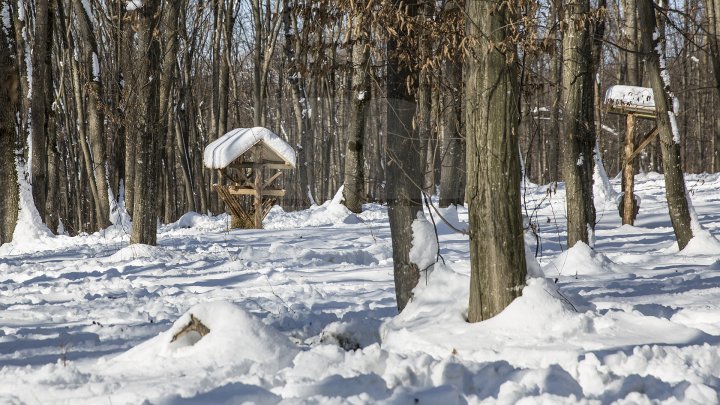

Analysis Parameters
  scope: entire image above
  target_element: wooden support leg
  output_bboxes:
[622,114,637,225]
[254,167,263,229]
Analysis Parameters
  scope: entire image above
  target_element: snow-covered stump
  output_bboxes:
[604,85,659,224]
[204,127,296,229]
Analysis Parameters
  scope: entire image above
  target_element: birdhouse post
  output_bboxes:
[604,85,658,225]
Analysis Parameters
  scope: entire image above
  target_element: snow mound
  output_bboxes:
[679,233,720,256]
[543,241,619,277]
[166,211,226,232]
[108,244,175,262]
[481,278,580,333]
[264,188,360,229]
[113,301,298,373]
[0,165,53,253]
[382,270,587,359]
[679,204,720,255]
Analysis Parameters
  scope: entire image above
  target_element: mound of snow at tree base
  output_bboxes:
[264,187,360,229]
[542,241,620,278]
[109,301,298,374]
[382,266,712,368]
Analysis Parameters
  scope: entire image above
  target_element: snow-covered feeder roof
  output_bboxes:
[204,127,296,169]
[604,85,656,117]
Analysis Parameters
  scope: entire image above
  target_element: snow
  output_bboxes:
[91,52,100,82]
[203,127,296,169]
[409,212,438,270]
[593,142,619,208]
[2,174,720,403]
[1,2,10,34]
[0,162,53,256]
[125,0,142,11]
[604,85,655,110]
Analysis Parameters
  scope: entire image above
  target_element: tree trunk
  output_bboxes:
[121,10,136,216]
[439,55,465,207]
[704,0,720,170]
[284,4,315,208]
[466,0,527,322]
[386,1,422,313]
[342,14,370,214]
[131,0,162,245]
[31,0,52,226]
[559,0,596,248]
[72,0,111,230]
[0,23,19,244]
[637,0,694,249]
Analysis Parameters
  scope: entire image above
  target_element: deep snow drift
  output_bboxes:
[2,173,720,403]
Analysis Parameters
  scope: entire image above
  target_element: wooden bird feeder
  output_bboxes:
[604,85,659,225]
[204,127,296,229]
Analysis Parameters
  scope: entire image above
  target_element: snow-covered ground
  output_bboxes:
[2,173,720,404]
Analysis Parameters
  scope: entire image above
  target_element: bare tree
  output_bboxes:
[1,13,19,244]
[130,0,163,245]
[386,1,423,312]
[559,0,596,247]
[637,0,694,249]
[70,0,111,230]
[466,0,527,322]
[30,0,52,227]
[342,10,371,214]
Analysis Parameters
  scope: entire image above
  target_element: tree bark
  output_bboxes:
[386,1,422,313]
[31,0,52,226]
[131,0,162,245]
[0,21,19,244]
[637,0,694,249]
[72,0,111,230]
[342,13,370,214]
[466,0,527,322]
[284,3,315,208]
[559,0,596,248]
[439,55,465,207]
[704,0,720,171]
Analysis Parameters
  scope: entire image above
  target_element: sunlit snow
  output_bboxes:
[1,174,720,403]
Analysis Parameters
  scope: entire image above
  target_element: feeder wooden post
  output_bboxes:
[254,164,263,229]
[604,85,659,224]
[622,113,637,225]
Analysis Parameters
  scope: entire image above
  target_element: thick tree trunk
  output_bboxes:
[342,14,370,214]
[704,0,720,170]
[637,0,694,249]
[0,24,19,244]
[131,0,162,245]
[386,2,422,313]
[466,0,527,322]
[559,0,596,248]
